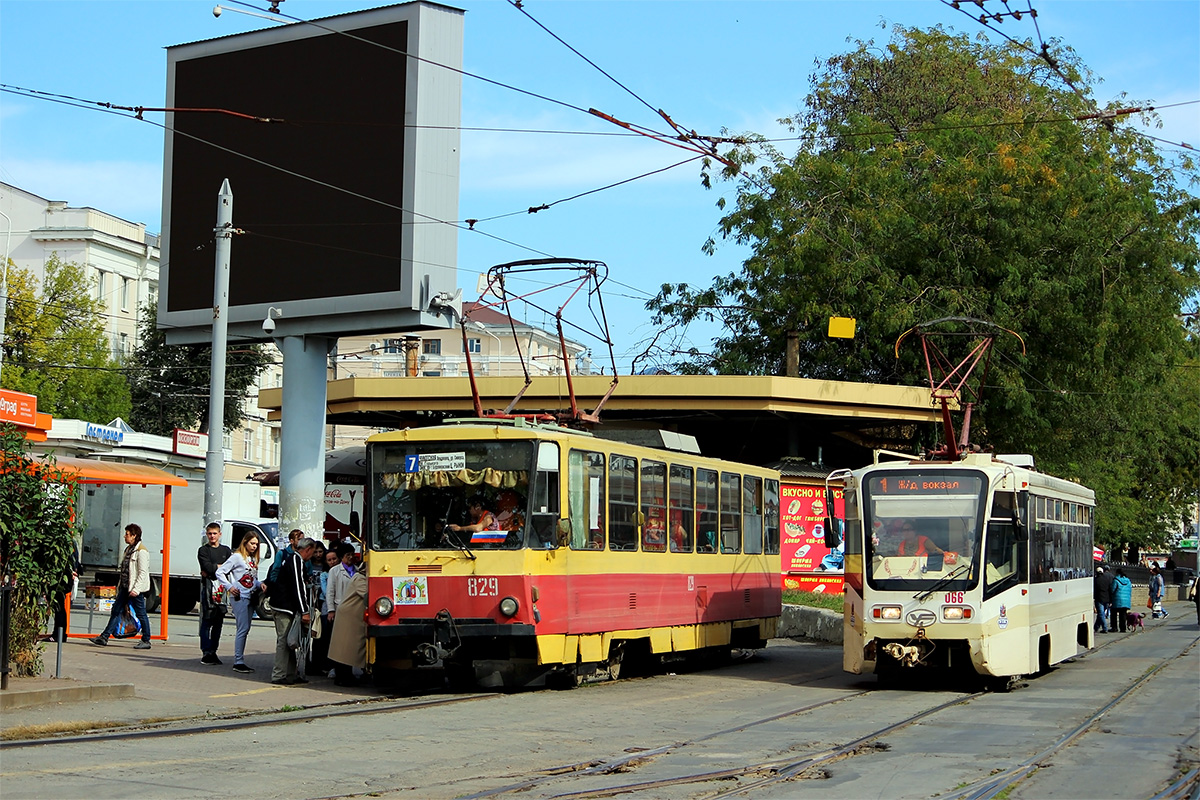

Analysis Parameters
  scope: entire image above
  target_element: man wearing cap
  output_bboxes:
[1094,566,1113,634]
[267,536,317,685]
[198,522,232,664]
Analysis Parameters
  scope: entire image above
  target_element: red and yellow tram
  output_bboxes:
[363,419,781,688]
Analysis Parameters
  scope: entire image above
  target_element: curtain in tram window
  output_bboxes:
[379,469,528,491]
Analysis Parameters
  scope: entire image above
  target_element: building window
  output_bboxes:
[422,370,442,377]
[423,339,441,355]
[95,270,107,306]
[243,428,253,461]
[121,277,131,312]
[462,338,481,354]
[118,332,129,361]
[383,338,403,354]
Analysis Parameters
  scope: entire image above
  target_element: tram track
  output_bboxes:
[449,630,1200,800]
[0,690,498,749]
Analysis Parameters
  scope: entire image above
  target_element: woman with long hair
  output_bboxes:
[216,532,263,674]
[91,524,152,649]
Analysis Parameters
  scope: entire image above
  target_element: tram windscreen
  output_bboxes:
[369,441,537,550]
[862,470,986,591]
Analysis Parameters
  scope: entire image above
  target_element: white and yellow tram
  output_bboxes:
[831,452,1095,685]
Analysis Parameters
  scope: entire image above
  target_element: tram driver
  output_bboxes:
[874,520,945,557]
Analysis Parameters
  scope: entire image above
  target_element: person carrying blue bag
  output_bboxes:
[91,523,153,650]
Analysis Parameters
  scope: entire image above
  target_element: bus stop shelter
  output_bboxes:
[49,455,187,641]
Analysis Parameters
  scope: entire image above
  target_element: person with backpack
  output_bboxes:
[267,535,316,685]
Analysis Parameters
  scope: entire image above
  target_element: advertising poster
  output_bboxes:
[324,484,364,541]
[780,481,845,595]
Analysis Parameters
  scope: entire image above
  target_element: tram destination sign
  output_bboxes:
[405,452,466,473]
[870,475,981,494]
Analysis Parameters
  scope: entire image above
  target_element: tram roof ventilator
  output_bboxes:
[592,428,701,455]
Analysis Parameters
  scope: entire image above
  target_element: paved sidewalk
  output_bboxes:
[0,611,371,737]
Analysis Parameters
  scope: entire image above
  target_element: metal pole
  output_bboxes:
[0,207,12,384]
[204,180,233,528]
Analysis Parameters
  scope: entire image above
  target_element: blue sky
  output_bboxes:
[2,0,1197,368]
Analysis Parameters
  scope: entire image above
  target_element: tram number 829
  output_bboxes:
[468,577,499,597]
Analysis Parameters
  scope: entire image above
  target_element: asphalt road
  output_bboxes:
[3,612,1197,800]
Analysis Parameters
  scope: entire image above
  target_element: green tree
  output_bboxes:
[650,26,1200,553]
[0,423,80,677]
[1,255,131,421]
[124,302,273,436]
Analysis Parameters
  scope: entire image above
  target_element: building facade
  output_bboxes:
[1,181,158,362]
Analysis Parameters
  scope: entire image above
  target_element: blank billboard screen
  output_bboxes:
[161,3,462,342]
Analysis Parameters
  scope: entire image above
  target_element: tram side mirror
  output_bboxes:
[1012,511,1028,542]
[822,517,840,549]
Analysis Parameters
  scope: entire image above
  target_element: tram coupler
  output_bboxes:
[414,609,461,666]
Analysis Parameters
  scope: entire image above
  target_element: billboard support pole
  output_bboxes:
[203,179,233,528]
[279,334,333,542]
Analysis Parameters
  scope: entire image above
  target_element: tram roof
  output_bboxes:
[258,374,941,468]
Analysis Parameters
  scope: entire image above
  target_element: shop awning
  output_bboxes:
[39,455,188,487]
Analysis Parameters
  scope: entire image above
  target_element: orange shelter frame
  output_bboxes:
[47,455,187,641]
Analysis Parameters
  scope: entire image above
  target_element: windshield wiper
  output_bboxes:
[914,562,971,601]
[441,529,476,560]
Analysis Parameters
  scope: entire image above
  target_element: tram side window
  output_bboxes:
[568,450,606,550]
[641,460,667,551]
[529,443,560,548]
[743,476,764,555]
[697,468,719,552]
[720,472,741,553]
[764,479,780,555]
[669,464,694,553]
[609,455,639,551]
[984,518,1026,597]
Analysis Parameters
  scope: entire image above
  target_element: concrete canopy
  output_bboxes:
[259,374,941,469]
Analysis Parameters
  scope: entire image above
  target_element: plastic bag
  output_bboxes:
[113,603,141,639]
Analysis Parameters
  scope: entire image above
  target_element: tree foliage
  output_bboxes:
[0,423,80,677]
[1,255,131,421]
[650,26,1200,551]
[124,302,273,436]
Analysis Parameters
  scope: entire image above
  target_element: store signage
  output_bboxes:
[84,422,124,445]
[0,389,37,427]
[173,429,208,458]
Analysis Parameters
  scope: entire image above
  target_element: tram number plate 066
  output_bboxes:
[468,577,499,597]
[944,591,965,604]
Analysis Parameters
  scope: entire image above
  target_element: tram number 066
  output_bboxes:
[468,577,499,597]
[944,591,965,604]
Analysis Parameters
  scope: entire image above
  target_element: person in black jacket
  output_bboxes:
[198,522,232,665]
[267,536,316,685]
[1093,566,1114,633]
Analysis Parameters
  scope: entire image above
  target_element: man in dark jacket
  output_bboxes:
[1094,566,1114,633]
[267,536,316,685]
[198,522,232,664]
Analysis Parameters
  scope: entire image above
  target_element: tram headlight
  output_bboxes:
[873,605,902,620]
[942,606,972,621]
[499,596,520,617]
[374,596,394,618]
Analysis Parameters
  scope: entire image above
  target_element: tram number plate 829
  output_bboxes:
[468,577,499,597]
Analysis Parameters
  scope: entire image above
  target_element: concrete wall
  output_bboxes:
[778,604,843,644]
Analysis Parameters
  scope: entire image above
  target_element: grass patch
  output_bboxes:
[783,590,844,611]
[2,719,128,741]
[278,704,303,713]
